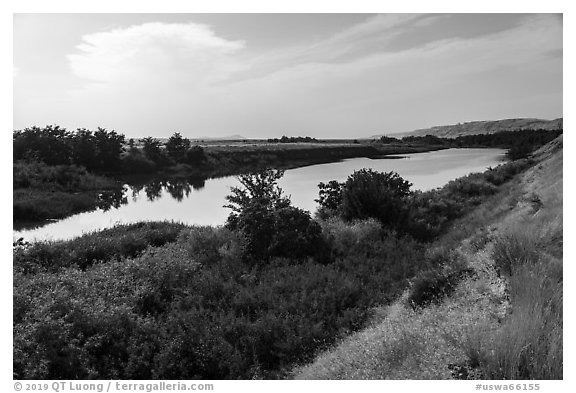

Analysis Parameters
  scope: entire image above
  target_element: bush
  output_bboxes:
[14,222,188,273]
[121,152,157,174]
[341,169,412,228]
[225,170,322,262]
[14,217,428,379]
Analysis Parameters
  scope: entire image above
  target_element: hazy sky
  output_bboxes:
[13,13,563,138]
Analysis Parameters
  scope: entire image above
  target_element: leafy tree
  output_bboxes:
[225,169,290,219]
[165,132,191,163]
[315,180,344,219]
[341,169,413,229]
[93,128,125,172]
[225,169,321,261]
[140,137,165,164]
[70,129,98,171]
[13,125,72,165]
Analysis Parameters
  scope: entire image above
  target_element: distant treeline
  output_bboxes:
[13,126,206,175]
[267,136,319,143]
[380,129,563,160]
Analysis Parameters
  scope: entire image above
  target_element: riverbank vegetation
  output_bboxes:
[13,134,561,379]
[13,160,121,224]
[13,125,445,227]
[294,137,562,380]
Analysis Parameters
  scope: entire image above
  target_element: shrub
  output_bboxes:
[14,222,187,273]
[320,217,383,258]
[225,170,322,262]
[341,169,412,229]
[121,152,157,174]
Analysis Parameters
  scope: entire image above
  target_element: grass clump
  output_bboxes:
[407,248,473,309]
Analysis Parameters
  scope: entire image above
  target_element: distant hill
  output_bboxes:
[373,118,563,139]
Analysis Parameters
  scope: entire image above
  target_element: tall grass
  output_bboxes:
[466,219,563,379]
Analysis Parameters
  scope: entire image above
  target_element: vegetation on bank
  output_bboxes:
[13,139,547,379]
[12,126,444,226]
[385,128,562,161]
[13,160,121,223]
[294,137,562,380]
[13,126,562,379]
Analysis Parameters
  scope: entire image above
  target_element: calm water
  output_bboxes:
[14,148,505,242]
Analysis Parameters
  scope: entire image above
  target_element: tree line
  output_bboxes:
[380,129,563,160]
[13,126,206,174]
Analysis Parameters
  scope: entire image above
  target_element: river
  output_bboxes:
[14,148,506,242]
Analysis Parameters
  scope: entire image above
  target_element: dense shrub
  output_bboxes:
[14,222,188,273]
[225,170,323,262]
[121,152,157,174]
[13,161,115,192]
[185,145,206,165]
[14,218,427,379]
[341,169,412,228]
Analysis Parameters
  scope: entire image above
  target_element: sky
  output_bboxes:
[13,13,563,139]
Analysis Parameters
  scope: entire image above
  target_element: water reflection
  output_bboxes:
[14,149,506,242]
[97,186,128,211]
[126,176,207,202]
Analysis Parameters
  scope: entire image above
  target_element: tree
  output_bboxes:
[225,169,322,262]
[340,169,413,229]
[165,132,191,163]
[140,137,165,164]
[315,180,344,218]
[13,125,72,165]
[93,128,125,172]
[70,129,98,171]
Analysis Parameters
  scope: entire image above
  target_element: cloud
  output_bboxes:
[56,14,561,137]
[68,22,246,88]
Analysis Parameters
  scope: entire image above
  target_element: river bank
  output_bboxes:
[13,143,446,230]
[13,138,548,379]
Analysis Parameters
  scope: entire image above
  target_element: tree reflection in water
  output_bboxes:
[125,176,207,203]
[97,186,128,211]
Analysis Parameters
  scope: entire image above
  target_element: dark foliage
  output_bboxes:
[14,223,426,379]
[379,136,401,144]
[165,132,192,163]
[14,221,187,273]
[340,169,413,229]
[401,129,562,150]
[13,126,125,173]
[225,170,323,262]
[267,136,318,143]
[140,137,166,166]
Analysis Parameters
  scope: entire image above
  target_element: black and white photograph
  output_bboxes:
[7,2,568,389]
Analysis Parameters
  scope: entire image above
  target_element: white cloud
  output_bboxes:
[68,22,246,87]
